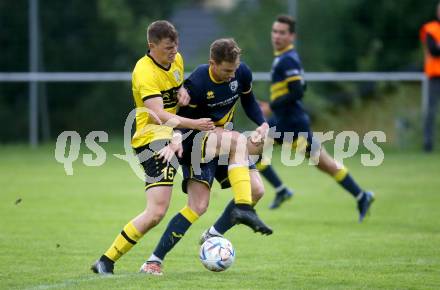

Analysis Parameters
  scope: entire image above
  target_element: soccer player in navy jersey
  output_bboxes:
[259,15,374,219]
[139,38,273,275]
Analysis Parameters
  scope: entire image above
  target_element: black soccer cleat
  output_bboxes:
[199,229,224,245]
[269,188,294,209]
[231,205,273,235]
[91,255,114,275]
[357,191,375,223]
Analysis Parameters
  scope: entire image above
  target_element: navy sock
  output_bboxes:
[152,212,192,260]
[339,174,363,198]
[213,199,236,234]
[260,165,283,189]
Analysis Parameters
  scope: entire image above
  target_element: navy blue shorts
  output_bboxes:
[267,114,318,154]
[179,128,257,193]
[180,129,210,165]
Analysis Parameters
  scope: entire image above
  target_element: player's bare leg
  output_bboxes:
[248,136,294,209]
[140,182,209,275]
[92,186,172,275]
[133,186,173,233]
[250,169,265,203]
[313,147,374,222]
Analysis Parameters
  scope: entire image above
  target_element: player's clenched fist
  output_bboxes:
[177,86,191,106]
[250,122,269,145]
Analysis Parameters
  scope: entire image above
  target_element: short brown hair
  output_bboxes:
[147,20,178,44]
[276,15,296,33]
[210,38,241,64]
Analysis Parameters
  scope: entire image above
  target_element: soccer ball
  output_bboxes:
[199,237,235,272]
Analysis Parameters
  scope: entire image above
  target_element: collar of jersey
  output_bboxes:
[208,66,225,84]
[274,44,294,56]
[146,51,171,71]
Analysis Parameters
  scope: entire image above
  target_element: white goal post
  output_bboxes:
[0,72,428,147]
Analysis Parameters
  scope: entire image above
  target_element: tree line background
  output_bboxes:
[0,0,437,145]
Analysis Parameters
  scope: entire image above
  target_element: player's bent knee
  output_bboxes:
[190,200,209,216]
[187,180,210,215]
[188,193,210,216]
[133,208,167,231]
[149,214,164,227]
[148,207,168,226]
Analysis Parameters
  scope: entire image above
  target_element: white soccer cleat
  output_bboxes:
[199,229,224,245]
[139,261,163,276]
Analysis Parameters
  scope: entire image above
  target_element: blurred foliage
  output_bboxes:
[218,0,287,71]
[220,0,437,71]
[298,0,436,72]
[0,1,29,141]
[222,0,438,139]
[0,0,187,142]
[0,0,438,143]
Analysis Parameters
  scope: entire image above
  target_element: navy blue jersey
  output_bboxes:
[181,63,258,126]
[270,44,307,118]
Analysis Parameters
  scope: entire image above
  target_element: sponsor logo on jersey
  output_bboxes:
[173,70,181,82]
[207,90,215,99]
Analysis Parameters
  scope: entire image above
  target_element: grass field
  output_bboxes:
[1,144,439,289]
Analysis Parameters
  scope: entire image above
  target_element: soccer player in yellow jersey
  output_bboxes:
[91,20,215,275]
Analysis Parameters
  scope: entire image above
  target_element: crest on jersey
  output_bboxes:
[173,70,181,82]
[207,91,215,99]
[229,80,238,92]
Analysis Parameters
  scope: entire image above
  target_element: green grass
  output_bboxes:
[1,144,439,289]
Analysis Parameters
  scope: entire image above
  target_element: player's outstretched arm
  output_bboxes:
[240,90,266,126]
[144,97,214,131]
[241,91,269,145]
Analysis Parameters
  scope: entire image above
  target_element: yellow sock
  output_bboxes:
[104,221,143,262]
[255,160,268,171]
[228,165,252,205]
[333,166,348,182]
[180,205,200,223]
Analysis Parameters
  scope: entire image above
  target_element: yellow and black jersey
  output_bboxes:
[131,52,184,148]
